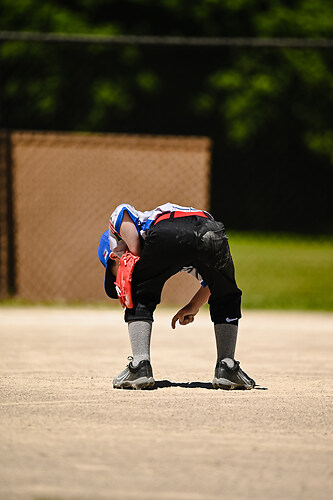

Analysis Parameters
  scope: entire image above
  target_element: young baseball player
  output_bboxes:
[98,202,255,390]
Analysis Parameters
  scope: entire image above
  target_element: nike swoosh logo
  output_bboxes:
[226,317,238,323]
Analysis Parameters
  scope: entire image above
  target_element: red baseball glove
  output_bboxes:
[115,250,140,309]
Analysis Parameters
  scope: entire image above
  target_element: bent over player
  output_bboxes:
[98,202,255,390]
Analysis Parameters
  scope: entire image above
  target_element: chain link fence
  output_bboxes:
[0,130,211,305]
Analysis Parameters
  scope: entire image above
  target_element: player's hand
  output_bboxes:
[171,305,198,329]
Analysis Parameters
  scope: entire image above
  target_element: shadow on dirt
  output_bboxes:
[154,380,267,390]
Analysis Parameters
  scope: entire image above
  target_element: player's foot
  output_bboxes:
[113,358,155,390]
[212,359,255,390]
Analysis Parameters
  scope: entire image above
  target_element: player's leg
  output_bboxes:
[113,316,157,389]
[114,222,190,389]
[197,238,255,390]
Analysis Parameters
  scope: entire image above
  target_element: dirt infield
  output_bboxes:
[1,306,332,500]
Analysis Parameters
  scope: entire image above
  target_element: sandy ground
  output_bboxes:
[0,306,332,500]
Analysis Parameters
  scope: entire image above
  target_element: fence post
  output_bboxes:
[0,130,16,298]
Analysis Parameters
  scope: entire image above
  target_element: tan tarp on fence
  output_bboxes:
[1,131,211,305]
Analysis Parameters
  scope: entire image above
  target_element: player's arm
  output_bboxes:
[171,285,211,329]
[119,210,141,256]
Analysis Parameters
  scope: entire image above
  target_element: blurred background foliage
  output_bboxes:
[1,0,332,235]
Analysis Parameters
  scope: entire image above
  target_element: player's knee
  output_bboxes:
[209,293,242,325]
[124,302,155,323]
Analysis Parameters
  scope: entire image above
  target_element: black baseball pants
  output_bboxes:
[124,215,242,324]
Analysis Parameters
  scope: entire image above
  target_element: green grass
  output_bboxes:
[228,232,333,311]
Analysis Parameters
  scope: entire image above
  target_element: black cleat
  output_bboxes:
[212,360,255,390]
[113,358,155,390]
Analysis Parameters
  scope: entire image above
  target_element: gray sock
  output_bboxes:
[214,323,238,362]
[128,320,152,367]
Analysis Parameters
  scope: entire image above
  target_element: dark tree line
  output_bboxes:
[1,0,333,233]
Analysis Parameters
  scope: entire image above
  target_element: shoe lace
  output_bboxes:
[127,355,133,366]
[235,362,255,383]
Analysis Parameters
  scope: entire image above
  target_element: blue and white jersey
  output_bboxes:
[109,202,210,286]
